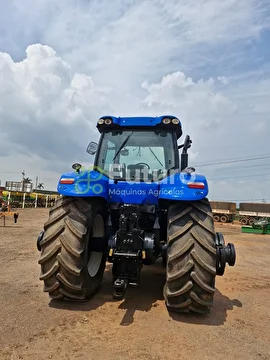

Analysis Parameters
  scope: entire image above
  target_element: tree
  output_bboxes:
[23,177,32,183]
[37,183,44,190]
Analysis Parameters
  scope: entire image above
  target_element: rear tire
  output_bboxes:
[213,215,220,222]
[164,198,216,314]
[38,196,108,300]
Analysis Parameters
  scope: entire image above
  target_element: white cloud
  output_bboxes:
[0,44,111,151]
[141,72,235,132]
[159,0,270,43]
[1,0,269,84]
[217,76,229,85]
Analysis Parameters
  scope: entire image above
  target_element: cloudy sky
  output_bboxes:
[0,0,270,202]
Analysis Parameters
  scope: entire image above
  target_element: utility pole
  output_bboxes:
[35,176,38,190]
[22,170,25,193]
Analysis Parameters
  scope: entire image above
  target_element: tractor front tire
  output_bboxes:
[38,196,107,300]
[164,198,216,314]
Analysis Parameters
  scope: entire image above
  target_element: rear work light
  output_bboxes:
[162,118,171,124]
[172,118,180,124]
[98,118,112,125]
[188,182,205,189]
[60,178,75,184]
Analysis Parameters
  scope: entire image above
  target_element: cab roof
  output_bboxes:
[97,115,182,138]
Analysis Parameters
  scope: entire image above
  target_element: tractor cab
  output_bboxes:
[87,115,191,182]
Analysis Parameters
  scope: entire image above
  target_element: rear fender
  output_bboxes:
[57,169,109,200]
[159,172,208,201]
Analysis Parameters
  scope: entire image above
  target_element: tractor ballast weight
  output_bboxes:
[37,115,236,314]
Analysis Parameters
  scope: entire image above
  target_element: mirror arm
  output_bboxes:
[180,135,192,171]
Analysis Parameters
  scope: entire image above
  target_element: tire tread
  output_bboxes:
[164,198,216,314]
[38,197,106,300]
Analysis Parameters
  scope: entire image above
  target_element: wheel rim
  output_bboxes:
[87,214,105,278]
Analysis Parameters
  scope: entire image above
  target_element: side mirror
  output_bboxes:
[86,141,98,155]
[72,163,82,173]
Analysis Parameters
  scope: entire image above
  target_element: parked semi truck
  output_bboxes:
[210,201,236,223]
[239,202,270,225]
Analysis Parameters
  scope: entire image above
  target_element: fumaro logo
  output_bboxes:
[72,164,197,196]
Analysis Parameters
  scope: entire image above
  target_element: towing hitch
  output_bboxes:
[111,249,143,300]
[109,205,146,300]
[113,278,129,300]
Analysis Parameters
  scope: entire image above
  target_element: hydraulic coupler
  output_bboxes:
[215,232,236,276]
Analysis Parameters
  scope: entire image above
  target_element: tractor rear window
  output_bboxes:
[96,130,176,181]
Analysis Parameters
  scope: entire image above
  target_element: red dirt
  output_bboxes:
[0,209,269,360]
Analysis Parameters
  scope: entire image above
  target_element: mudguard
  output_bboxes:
[57,169,208,204]
[158,172,208,201]
[57,169,109,201]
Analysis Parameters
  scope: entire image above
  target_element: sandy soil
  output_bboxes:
[0,209,270,360]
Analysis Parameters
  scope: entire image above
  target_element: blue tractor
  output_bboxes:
[37,115,236,314]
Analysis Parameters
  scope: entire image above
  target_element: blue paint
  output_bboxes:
[58,170,208,203]
[57,115,208,204]
[99,115,181,128]
[57,169,109,201]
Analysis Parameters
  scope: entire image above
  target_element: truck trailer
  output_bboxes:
[239,202,270,225]
[210,201,236,223]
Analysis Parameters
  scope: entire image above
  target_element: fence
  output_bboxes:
[1,190,60,209]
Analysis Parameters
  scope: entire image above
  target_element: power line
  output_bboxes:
[205,164,270,178]
[208,172,270,180]
[207,163,270,171]
[205,152,270,161]
[202,164,270,179]
[193,154,270,167]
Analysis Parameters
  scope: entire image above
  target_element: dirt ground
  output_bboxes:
[0,209,270,360]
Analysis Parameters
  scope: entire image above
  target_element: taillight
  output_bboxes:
[60,178,75,185]
[188,182,205,189]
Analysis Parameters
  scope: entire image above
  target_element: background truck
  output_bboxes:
[210,201,236,223]
[239,202,270,225]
